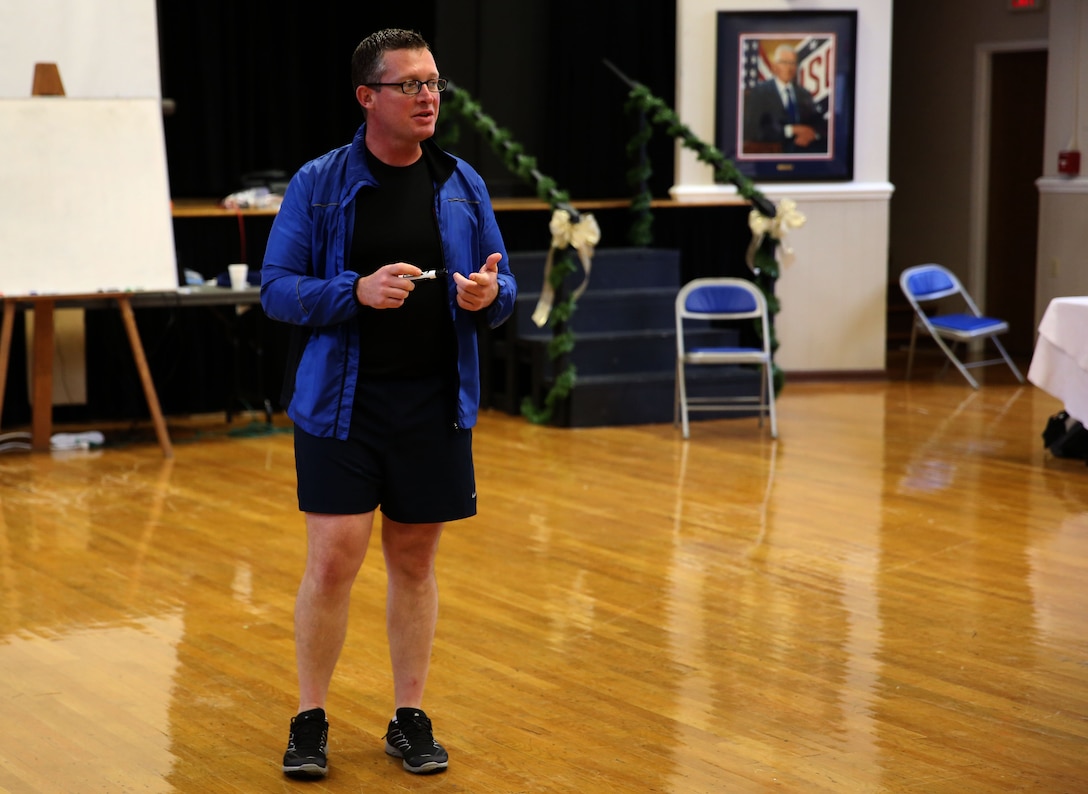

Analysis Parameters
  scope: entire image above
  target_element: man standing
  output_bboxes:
[743,43,827,153]
[260,28,516,779]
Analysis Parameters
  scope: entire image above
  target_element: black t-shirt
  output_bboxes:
[352,148,454,378]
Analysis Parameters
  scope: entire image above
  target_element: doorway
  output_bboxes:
[978,47,1048,358]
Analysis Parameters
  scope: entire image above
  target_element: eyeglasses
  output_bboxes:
[364,78,448,95]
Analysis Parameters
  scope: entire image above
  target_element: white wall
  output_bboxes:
[1036,0,1088,324]
[674,0,893,374]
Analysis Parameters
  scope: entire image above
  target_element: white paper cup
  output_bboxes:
[228,263,249,290]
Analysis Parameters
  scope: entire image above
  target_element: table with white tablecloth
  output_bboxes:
[1028,296,1088,423]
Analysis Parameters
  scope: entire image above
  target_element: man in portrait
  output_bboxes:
[742,42,828,154]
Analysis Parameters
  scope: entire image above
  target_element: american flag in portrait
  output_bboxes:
[741,34,836,125]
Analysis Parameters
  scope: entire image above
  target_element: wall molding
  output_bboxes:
[670,182,895,203]
[1037,176,1088,194]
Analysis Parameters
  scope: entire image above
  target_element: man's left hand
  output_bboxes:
[453,253,502,311]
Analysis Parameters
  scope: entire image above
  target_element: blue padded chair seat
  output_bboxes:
[929,313,1008,335]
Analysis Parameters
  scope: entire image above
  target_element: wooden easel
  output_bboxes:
[31,62,65,96]
[0,64,173,457]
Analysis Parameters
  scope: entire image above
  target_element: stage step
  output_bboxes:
[539,367,763,428]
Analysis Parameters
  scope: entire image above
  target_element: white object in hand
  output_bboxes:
[399,270,439,281]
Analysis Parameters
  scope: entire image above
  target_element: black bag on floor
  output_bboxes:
[1042,411,1088,461]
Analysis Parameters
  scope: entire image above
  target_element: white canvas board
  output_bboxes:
[0,98,177,297]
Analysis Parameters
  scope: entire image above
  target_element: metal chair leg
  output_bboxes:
[905,323,919,381]
[991,337,1025,383]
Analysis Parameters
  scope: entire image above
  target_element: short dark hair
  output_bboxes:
[351,28,431,89]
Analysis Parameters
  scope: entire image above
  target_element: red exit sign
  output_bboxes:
[1009,0,1045,11]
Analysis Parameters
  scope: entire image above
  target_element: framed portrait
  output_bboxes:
[715,10,857,181]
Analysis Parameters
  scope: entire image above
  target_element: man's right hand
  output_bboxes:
[792,124,819,148]
[354,262,420,308]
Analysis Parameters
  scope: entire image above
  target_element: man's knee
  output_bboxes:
[304,513,372,588]
[382,522,442,581]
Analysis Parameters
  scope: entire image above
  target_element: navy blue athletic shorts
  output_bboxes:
[293,374,476,523]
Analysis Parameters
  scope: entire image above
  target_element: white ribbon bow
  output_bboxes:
[532,209,602,327]
[746,197,806,271]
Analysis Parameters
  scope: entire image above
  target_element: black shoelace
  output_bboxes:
[387,714,437,753]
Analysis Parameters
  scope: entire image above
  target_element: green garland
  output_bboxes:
[622,84,784,392]
[625,115,655,247]
[442,83,580,424]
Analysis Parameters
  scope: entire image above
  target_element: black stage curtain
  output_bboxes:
[157,1,676,202]
[540,0,677,200]
[158,3,438,198]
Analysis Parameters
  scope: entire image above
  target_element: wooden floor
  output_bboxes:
[1,365,1086,792]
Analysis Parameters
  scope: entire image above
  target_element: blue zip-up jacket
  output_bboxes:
[260,123,516,439]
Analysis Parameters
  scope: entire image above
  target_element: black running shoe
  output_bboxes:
[283,708,329,779]
[383,708,448,774]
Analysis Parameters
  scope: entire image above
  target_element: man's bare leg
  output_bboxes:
[381,517,443,708]
[295,511,374,712]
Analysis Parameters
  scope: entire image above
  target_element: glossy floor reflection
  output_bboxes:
[0,379,1085,792]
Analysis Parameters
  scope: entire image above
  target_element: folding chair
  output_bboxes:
[899,263,1024,389]
[674,278,777,439]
